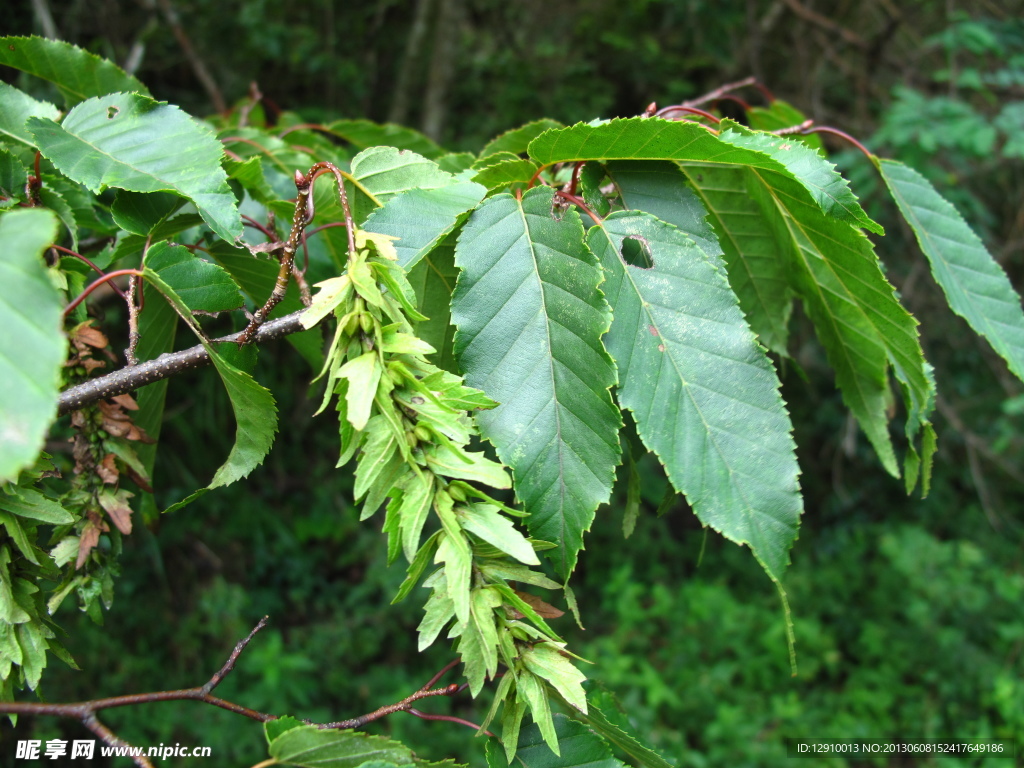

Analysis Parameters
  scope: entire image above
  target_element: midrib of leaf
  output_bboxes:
[515,201,571,558]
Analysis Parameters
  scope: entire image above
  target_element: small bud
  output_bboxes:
[414,424,432,443]
[359,313,374,334]
[344,314,359,335]
[294,169,307,187]
[448,484,466,501]
[406,431,418,448]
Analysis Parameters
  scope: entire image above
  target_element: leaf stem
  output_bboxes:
[64,270,145,318]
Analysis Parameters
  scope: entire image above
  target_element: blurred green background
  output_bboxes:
[3,0,1023,765]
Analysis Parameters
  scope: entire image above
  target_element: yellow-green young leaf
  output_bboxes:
[879,158,1024,384]
[434,493,472,624]
[397,472,434,562]
[486,714,627,768]
[422,445,512,489]
[457,504,539,565]
[16,622,47,690]
[0,209,63,484]
[0,36,150,107]
[516,670,558,756]
[0,511,39,564]
[520,643,588,714]
[363,181,486,270]
[418,584,455,651]
[302,275,353,330]
[28,93,241,242]
[589,211,803,581]
[501,696,529,763]
[353,416,400,507]
[452,186,621,578]
[337,352,382,431]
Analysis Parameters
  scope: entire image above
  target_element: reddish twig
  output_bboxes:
[241,214,279,241]
[684,76,772,107]
[567,161,586,196]
[64,270,145,318]
[407,707,495,737]
[655,104,722,123]
[50,245,127,300]
[801,125,873,159]
[556,189,604,225]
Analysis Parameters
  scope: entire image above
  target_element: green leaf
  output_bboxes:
[0,488,73,524]
[482,119,564,157]
[37,185,78,251]
[458,504,539,565]
[452,186,621,577]
[363,181,486,270]
[879,158,1024,384]
[0,209,63,484]
[562,690,674,768]
[486,715,627,768]
[718,127,883,235]
[143,268,278,506]
[434,492,472,624]
[265,715,304,743]
[746,100,823,151]
[520,643,587,713]
[407,241,459,372]
[677,163,793,353]
[0,149,28,205]
[417,581,455,651]
[472,159,539,191]
[422,445,511,489]
[337,352,383,431]
[327,118,445,158]
[28,93,242,242]
[588,211,802,580]
[0,36,150,107]
[267,725,415,767]
[0,512,39,564]
[110,190,184,236]
[144,241,244,313]
[709,160,934,479]
[0,82,59,147]
[436,152,477,174]
[351,146,457,205]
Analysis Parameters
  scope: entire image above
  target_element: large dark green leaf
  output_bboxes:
[28,93,241,242]
[562,690,674,768]
[0,36,150,107]
[689,161,934,480]
[879,158,1024,383]
[363,180,486,270]
[0,82,58,148]
[452,186,620,577]
[0,209,62,483]
[589,211,802,580]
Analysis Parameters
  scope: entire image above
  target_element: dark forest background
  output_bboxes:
[3,1,1023,765]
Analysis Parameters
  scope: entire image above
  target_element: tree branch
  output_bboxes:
[0,620,489,766]
[58,310,309,416]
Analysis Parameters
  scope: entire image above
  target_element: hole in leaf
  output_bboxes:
[107,106,119,119]
[620,236,654,269]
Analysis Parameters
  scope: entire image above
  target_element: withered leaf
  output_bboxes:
[110,394,138,410]
[99,489,133,534]
[97,453,119,484]
[510,589,564,619]
[73,323,109,349]
[76,512,109,569]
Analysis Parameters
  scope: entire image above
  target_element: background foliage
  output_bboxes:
[2,1,1022,765]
